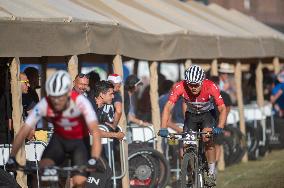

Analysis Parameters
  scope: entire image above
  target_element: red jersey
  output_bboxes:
[168,79,224,114]
[25,91,98,139]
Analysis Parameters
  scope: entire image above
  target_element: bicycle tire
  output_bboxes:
[128,150,158,188]
[129,147,170,188]
[181,152,198,188]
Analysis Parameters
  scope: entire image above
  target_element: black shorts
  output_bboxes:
[41,134,90,177]
[183,111,217,132]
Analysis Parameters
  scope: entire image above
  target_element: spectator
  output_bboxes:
[125,75,151,126]
[270,71,284,117]
[20,72,36,120]
[107,74,123,129]
[0,62,12,144]
[159,80,183,133]
[218,63,237,104]
[73,73,90,96]
[92,80,124,140]
[87,70,101,99]
[24,67,40,103]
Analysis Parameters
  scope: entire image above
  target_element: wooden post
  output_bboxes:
[184,59,192,70]
[10,57,27,188]
[149,61,162,152]
[134,60,139,75]
[67,55,79,81]
[234,61,248,162]
[256,61,264,107]
[210,59,218,76]
[273,57,280,75]
[113,54,129,188]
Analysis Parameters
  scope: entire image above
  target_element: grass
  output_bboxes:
[217,149,284,188]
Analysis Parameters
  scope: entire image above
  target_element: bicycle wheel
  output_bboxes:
[181,152,199,188]
[128,151,158,188]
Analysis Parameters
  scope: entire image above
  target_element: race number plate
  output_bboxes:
[41,168,59,182]
[183,133,197,145]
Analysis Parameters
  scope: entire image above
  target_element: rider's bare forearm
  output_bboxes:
[89,122,102,159]
[11,125,32,157]
[161,102,174,129]
[217,105,227,129]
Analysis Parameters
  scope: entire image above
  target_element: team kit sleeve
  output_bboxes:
[76,95,98,124]
[168,82,183,104]
[25,98,47,129]
[210,82,225,106]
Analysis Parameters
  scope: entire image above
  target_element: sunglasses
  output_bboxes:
[76,73,90,79]
[20,80,29,84]
[187,83,201,88]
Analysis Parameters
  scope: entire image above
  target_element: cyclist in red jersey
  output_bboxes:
[6,70,102,187]
[159,65,227,186]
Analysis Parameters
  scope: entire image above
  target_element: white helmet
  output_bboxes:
[184,65,205,84]
[45,70,72,96]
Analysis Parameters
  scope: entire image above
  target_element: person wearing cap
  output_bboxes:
[124,75,151,127]
[107,74,123,128]
[218,63,236,104]
[270,71,284,117]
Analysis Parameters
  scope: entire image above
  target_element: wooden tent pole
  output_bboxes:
[134,60,139,75]
[210,59,218,76]
[149,61,162,152]
[67,55,79,81]
[273,57,280,75]
[10,57,27,188]
[184,59,192,70]
[234,61,248,162]
[113,54,129,188]
[256,60,264,107]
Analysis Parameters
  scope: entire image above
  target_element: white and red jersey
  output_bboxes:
[168,79,224,114]
[25,91,98,139]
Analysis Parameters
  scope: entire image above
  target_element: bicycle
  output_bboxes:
[166,130,213,188]
[8,164,95,188]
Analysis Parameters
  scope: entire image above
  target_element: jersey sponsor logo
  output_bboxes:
[87,177,100,185]
[56,118,78,130]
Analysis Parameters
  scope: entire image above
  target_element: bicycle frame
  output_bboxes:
[168,130,212,188]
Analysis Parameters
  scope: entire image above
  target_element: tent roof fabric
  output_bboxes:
[0,0,283,60]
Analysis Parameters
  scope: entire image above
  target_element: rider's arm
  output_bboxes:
[88,121,102,159]
[161,101,175,129]
[10,124,33,157]
[217,104,226,129]
[10,99,47,157]
[76,95,102,159]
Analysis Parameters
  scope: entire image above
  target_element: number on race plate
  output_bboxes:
[183,133,197,145]
[41,169,59,182]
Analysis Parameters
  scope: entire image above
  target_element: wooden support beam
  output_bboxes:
[210,59,218,76]
[112,54,129,188]
[184,59,192,70]
[10,57,27,188]
[256,60,264,107]
[273,57,280,75]
[149,61,162,152]
[67,55,79,81]
[234,61,248,162]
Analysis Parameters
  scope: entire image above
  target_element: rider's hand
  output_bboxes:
[88,157,107,173]
[213,127,223,135]
[158,128,169,138]
[5,156,18,171]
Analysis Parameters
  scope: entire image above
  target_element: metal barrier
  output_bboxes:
[127,124,157,149]
[90,125,127,188]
